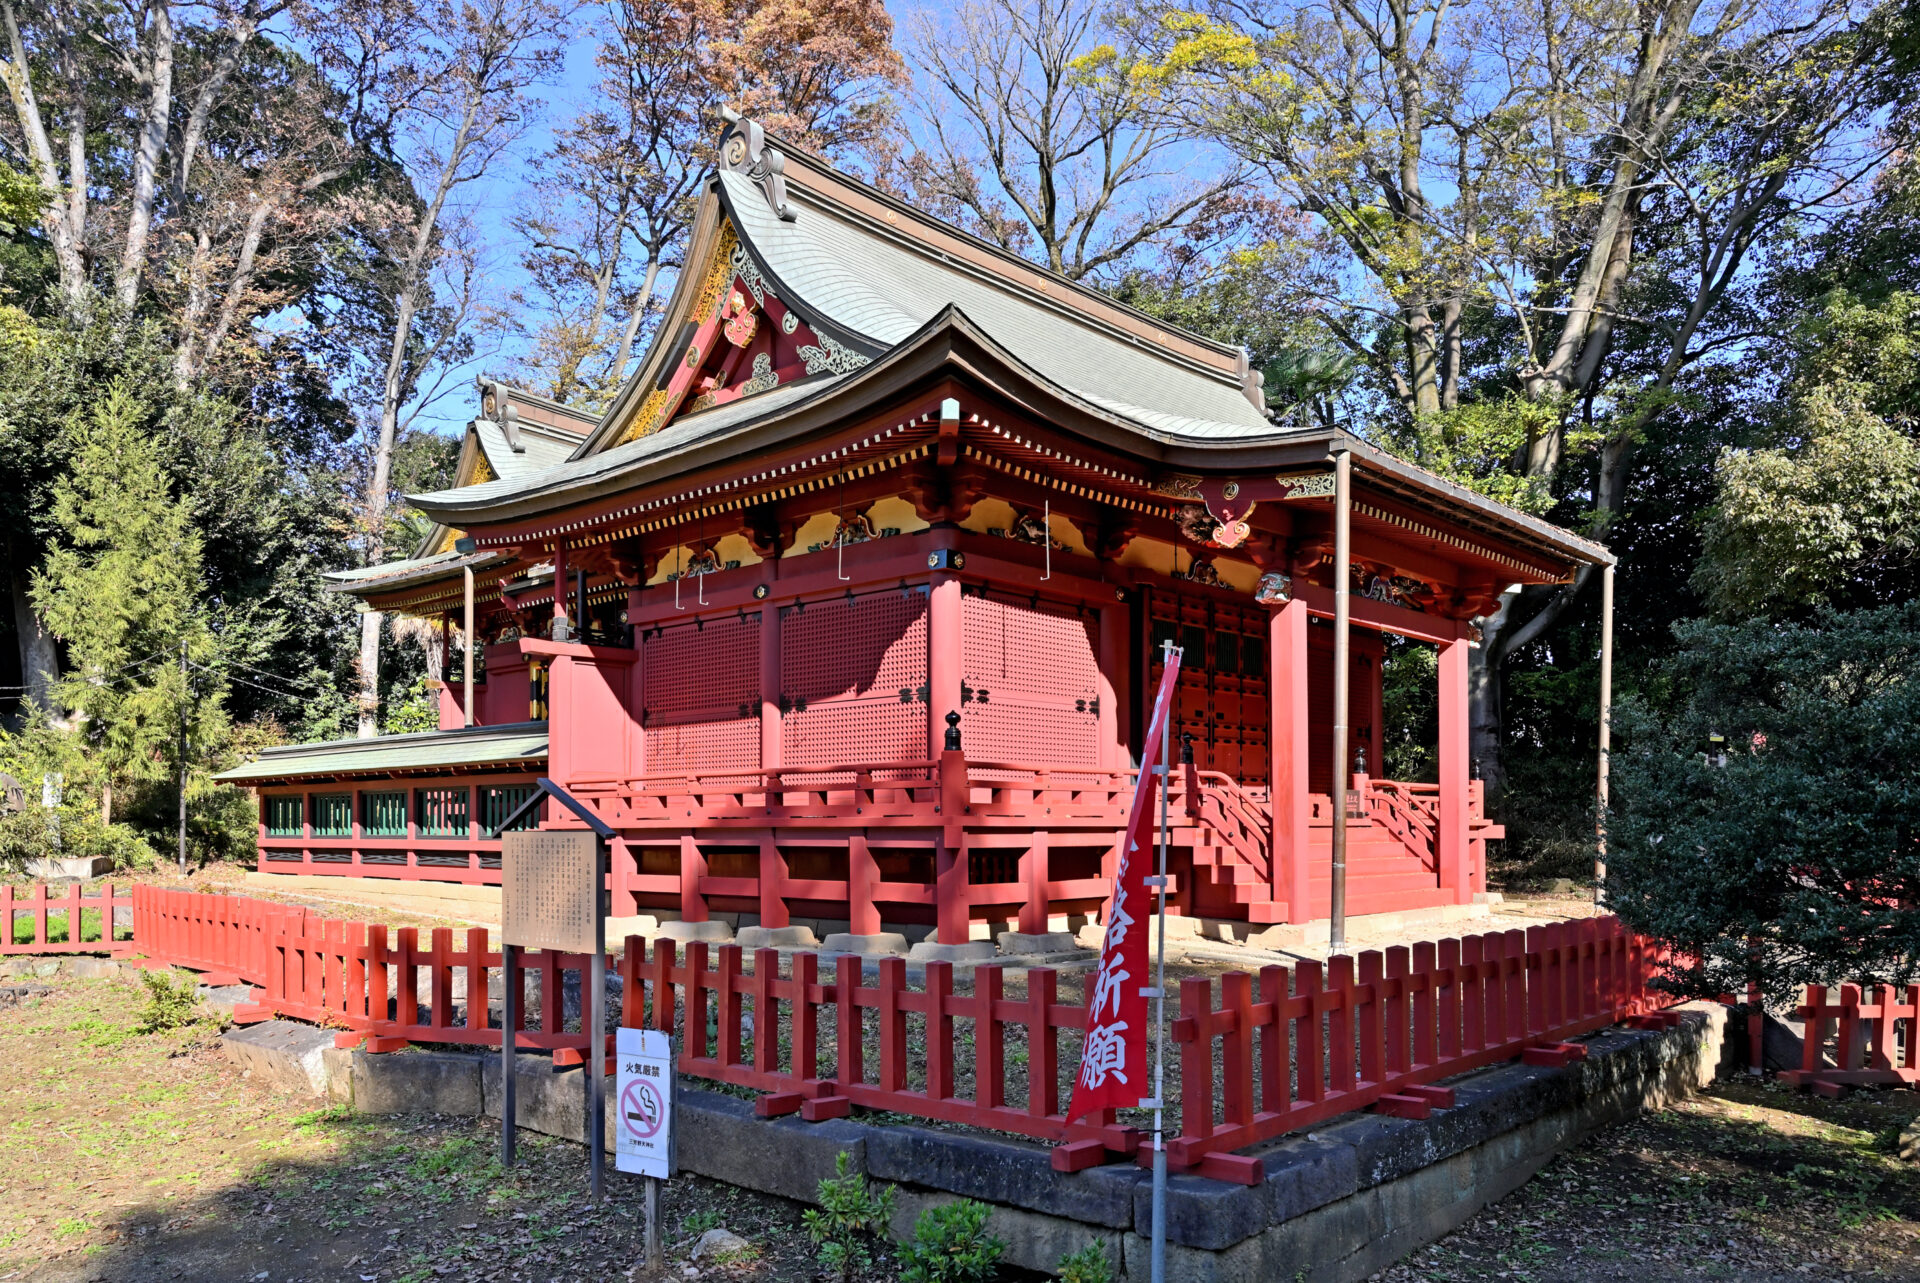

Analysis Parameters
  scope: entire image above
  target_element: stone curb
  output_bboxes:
[219,1004,1728,1281]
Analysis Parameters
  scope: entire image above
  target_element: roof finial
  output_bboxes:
[718,107,796,223]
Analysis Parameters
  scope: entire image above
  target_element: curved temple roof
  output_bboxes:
[365,118,1610,581]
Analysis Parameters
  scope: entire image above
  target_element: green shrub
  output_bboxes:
[897,1198,1004,1283]
[1056,1240,1114,1283]
[802,1151,896,1282]
[135,969,201,1034]
[1608,604,1920,996]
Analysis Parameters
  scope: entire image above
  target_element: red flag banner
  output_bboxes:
[1065,647,1183,1125]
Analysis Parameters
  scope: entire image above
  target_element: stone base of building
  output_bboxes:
[222,1003,1732,1282]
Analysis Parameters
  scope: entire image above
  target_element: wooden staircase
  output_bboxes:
[1179,775,1455,925]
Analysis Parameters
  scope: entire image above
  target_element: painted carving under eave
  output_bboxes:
[615,220,864,445]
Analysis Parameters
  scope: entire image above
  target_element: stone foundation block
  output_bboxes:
[223,1020,339,1098]
[675,1089,867,1204]
[820,932,909,956]
[658,920,733,943]
[351,1047,483,1116]
[906,940,997,964]
[736,925,821,950]
[996,931,1080,956]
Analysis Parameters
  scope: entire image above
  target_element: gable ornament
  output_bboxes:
[719,109,796,223]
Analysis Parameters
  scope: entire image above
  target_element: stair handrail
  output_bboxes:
[1188,770,1272,880]
[1364,780,1439,869]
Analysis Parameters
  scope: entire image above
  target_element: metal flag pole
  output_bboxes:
[501,938,517,1168]
[1149,639,1176,1283]
[589,838,607,1203]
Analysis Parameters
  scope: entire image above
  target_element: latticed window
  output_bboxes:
[264,795,303,837]
[362,791,408,837]
[312,794,352,837]
[417,787,470,837]
[481,784,537,834]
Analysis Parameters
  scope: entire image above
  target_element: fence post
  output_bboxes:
[1026,966,1057,1118]
[834,952,862,1092]
[1258,964,1286,1114]
[792,951,820,1085]
[465,927,488,1034]
[1221,971,1253,1126]
[975,964,1005,1110]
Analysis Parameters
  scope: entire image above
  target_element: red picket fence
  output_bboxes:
[1,882,134,955]
[1166,919,1668,1180]
[1782,983,1920,1095]
[116,886,1671,1183]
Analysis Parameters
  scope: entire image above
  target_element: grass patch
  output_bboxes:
[7,906,122,946]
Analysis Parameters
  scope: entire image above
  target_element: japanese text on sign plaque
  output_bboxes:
[501,829,601,954]
[615,1027,674,1179]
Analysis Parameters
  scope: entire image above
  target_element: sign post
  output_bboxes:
[491,778,617,1201]
[1064,644,1183,1283]
[616,1026,675,1266]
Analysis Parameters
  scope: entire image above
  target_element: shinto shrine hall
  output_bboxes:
[219,115,1614,948]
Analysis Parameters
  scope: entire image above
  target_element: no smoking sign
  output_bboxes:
[615,1028,675,1179]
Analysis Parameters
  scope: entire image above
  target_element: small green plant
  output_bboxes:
[135,969,201,1034]
[802,1150,896,1283]
[897,1198,1004,1283]
[680,1208,724,1239]
[1056,1239,1114,1283]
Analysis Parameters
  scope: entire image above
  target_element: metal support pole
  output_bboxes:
[1149,638,1174,1283]
[501,941,517,1167]
[463,565,476,726]
[1595,563,1615,905]
[1330,450,1352,954]
[588,839,607,1201]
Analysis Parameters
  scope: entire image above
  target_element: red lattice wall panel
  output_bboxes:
[962,594,1099,768]
[781,592,928,768]
[640,613,761,775]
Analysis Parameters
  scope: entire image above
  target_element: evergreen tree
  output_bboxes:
[30,383,226,829]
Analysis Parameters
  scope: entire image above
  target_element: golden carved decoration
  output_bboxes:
[612,222,741,446]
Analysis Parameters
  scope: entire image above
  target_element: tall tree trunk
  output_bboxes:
[0,0,87,306]
[356,89,480,737]
[605,255,661,391]
[9,558,57,716]
[172,226,214,386]
[186,195,272,382]
[117,0,175,312]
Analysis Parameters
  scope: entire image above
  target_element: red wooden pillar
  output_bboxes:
[758,834,789,929]
[628,583,645,774]
[679,835,709,922]
[760,572,781,772]
[928,568,962,755]
[1018,833,1048,934]
[1269,597,1311,923]
[930,564,969,943]
[1097,602,1124,770]
[1437,635,1470,903]
[936,752,969,944]
[848,834,880,935]
[551,541,569,639]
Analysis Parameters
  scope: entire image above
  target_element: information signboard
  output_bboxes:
[501,829,601,953]
[615,1028,674,1180]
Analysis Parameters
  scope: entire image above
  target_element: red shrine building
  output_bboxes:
[219,116,1613,947]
